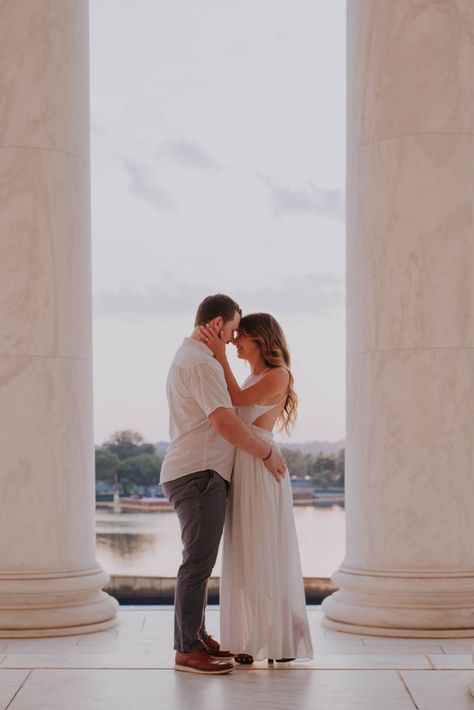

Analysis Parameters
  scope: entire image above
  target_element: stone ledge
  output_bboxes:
[104,575,338,604]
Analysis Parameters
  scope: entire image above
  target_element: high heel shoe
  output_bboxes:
[234,653,254,664]
[268,658,296,663]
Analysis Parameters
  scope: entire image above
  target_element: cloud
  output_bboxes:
[94,273,344,321]
[123,157,174,211]
[158,139,219,172]
[260,175,345,220]
[95,282,207,321]
[242,274,344,315]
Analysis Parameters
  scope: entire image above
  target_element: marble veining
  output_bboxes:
[0,0,117,637]
[347,133,474,355]
[324,0,474,637]
[0,147,92,360]
[345,349,474,571]
[347,0,474,149]
[0,609,473,708]
[0,0,90,157]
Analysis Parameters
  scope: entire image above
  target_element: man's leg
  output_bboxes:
[197,579,211,642]
[162,470,228,652]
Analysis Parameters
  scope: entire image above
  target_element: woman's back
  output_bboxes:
[236,371,287,431]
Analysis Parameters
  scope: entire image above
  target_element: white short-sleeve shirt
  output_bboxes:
[160,338,235,484]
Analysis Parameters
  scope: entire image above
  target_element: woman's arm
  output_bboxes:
[198,326,289,406]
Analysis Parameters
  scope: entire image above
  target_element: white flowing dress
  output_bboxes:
[219,372,313,661]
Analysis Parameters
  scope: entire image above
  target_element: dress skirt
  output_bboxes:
[219,425,313,661]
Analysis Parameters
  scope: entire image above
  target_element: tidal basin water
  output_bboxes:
[95,505,346,578]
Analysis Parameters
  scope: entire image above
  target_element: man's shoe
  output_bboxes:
[174,649,234,675]
[201,635,235,660]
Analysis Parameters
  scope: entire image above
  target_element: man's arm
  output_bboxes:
[209,407,286,482]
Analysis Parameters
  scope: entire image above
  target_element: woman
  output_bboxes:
[199,313,313,663]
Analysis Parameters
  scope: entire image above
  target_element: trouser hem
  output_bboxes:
[175,639,206,653]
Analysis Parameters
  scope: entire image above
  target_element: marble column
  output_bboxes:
[0,0,119,636]
[322,0,474,637]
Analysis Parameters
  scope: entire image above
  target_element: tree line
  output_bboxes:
[95,430,345,494]
[95,430,163,496]
[280,447,344,489]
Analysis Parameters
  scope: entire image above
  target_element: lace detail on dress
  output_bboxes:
[236,370,287,428]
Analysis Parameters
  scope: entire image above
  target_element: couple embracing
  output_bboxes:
[160,294,313,674]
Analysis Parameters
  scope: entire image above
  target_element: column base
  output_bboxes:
[322,617,474,638]
[321,566,474,638]
[0,566,120,638]
[0,615,119,639]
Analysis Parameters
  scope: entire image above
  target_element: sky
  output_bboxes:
[89,0,346,446]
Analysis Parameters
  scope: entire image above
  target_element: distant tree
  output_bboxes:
[95,448,120,485]
[335,448,345,486]
[119,453,162,489]
[281,448,309,478]
[303,453,313,476]
[138,443,157,456]
[98,431,163,495]
[310,450,345,488]
[118,477,134,497]
[311,453,336,488]
[104,430,145,460]
[313,453,336,473]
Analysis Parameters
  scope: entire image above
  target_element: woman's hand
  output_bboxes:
[199,325,227,363]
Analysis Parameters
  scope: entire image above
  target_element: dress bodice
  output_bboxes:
[235,370,286,428]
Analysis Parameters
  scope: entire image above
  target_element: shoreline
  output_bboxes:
[96,494,345,513]
[105,574,338,605]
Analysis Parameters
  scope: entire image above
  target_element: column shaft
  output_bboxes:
[322,0,474,637]
[0,0,118,636]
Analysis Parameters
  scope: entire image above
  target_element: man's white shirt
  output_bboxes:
[160,338,235,484]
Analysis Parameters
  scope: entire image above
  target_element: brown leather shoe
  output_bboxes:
[201,635,235,660]
[174,649,234,675]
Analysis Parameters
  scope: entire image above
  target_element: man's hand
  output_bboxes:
[263,446,287,482]
[209,409,288,479]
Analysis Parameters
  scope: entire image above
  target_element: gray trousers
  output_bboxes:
[161,469,228,652]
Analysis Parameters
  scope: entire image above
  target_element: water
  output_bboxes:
[95,505,346,578]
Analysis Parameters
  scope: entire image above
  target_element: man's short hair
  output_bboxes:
[194,294,242,326]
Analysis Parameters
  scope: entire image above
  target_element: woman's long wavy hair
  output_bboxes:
[238,313,297,433]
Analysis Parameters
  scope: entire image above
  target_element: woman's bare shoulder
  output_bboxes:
[264,367,290,384]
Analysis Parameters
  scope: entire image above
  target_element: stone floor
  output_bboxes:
[1,606,474,709]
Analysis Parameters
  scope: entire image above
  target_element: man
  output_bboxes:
[160,294,287,675]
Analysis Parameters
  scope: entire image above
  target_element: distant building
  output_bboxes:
[290,477,316,501]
